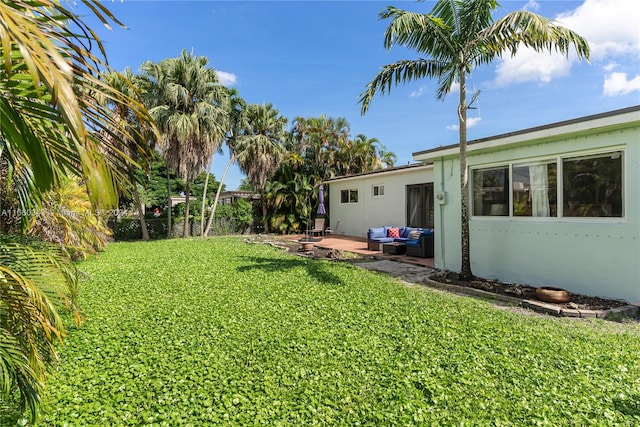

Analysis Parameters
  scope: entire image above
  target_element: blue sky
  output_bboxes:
[80,0,640,190]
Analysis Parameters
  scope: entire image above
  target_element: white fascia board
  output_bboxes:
[413,108,640,162]
[324,164,432,184]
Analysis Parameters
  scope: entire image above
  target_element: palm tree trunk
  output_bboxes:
[458,68,473,281]
[204,153,235,236]
[261,194,269,234]
[183,180,191,238]
[200,155,214,237]
[130,169,150,241]
[166,168,172,238]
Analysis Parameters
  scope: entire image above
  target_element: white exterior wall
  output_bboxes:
[431,124,640,303]
[327,166,433,238]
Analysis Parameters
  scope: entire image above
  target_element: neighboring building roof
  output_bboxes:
[324,163,432,184]
[220,191,260,200]
[413,105,640,161]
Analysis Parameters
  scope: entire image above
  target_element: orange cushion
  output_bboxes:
[387,227,400,238]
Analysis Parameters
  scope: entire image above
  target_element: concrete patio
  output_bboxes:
[284,234,434,268]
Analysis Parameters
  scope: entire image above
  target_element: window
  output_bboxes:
[340,189,358,204]
[472,166,509,216]
[471,150,624,219]
[372,184,384,197]
[563,151,623,217]
[512,162,557,217]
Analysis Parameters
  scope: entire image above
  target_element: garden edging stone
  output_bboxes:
[421,276,638,320]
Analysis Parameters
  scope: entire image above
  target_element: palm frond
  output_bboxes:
[478,11,590,63]
[0,238,80,422]
[360,59,446,113]
[381,6,456,57]
[0,1,157,211]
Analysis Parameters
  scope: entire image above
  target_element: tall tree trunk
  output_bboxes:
[261,193,269,234]
[200,155,214,237]
[130,169,150,241]
[458,68,473,281]
[166,168,172,238]
[183,180,191,238]
[204,153,235,236]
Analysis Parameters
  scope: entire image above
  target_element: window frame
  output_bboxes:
[560,149,624,219]
[372,184,384,198]
[511,159,559,218]
[470,148,625,222]
[340,188,359,204]
[471,164,511,217]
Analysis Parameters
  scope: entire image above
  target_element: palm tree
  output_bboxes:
[203,89,248,237]
[360,0,589,280]
[377,145,398,169]
[142,50,229,237]
[98,69,154,240]
[236,103,287,233]
[0,0,155,420]
[291,115,350,183]
[350,134,397,172]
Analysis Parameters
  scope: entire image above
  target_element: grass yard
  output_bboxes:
[26,238,640,425]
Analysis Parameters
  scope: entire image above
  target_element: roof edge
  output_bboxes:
[324,163,432,183]
[413,105,640,159]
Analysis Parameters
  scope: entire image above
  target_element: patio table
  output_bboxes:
[382,242,406,255]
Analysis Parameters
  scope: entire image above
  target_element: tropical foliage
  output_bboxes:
[27,178,111,261]
[264,172,313,233]
[142,50,229,237]
[235,103,288,233]
[0,1,153,212]
[209,199,254,235]
[261,115,397,234]
[0,237,81,423]
[203,89,248,236]
[360,0,590,280]
[98,69,156,240]
[0,0,155,420]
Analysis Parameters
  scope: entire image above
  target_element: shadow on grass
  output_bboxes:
[613,394,640,417]
[238,256,345,287]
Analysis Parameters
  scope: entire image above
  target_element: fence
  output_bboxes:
[109,218,254,241]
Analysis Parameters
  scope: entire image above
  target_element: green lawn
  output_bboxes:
[33,238,640,425]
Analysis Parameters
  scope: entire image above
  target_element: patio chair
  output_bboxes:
[310,218,325,236]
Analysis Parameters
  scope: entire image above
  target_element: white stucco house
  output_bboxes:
[325,163,434,236]
[326,106,640,304]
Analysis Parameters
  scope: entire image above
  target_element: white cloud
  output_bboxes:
[468,116,482,127]
[446,116,481,131]
[216,70,237,86]
[523,0,540,12]
[555,0,640,61]
[410,86,426,97]
[603,72,640,96]
[494,48,572,86]
[493,0,639,86]
[603,62,618,72]
[449,82,460,94]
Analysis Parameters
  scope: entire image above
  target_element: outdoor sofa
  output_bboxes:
[367,226,434,258]
[405,230,434,258]
[367,226,423,251]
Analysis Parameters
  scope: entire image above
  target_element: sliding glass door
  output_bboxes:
[406,183,434,229]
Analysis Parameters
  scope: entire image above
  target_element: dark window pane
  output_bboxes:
[473,167,509,216]
[563,152,623,217]
[350,190,358,203]
[341,190,349,203]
